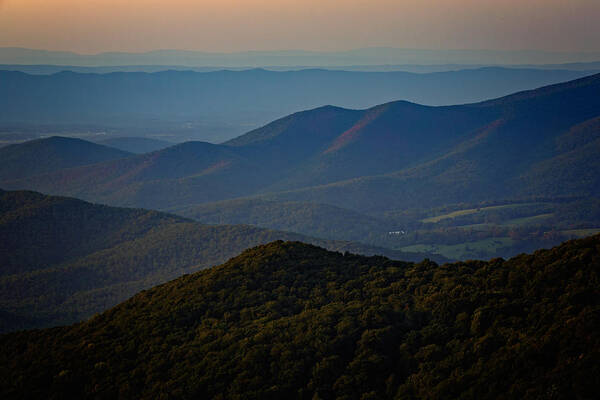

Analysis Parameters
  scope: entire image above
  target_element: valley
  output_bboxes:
[2,74,598,261]
[0,189,437,333]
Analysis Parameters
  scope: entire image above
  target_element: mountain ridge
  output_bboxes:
[0,234,598,399]
[2,67,597,142]
[5,73,598,212]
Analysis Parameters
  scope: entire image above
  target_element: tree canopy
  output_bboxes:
[1,235,598,399]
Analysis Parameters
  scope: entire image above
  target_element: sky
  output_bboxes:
[1,0,599,54]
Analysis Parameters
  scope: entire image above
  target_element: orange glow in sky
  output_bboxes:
[0,0,599,53]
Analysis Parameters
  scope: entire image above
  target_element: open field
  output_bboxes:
[400,237,514,260]
[421,203,547,223]
[561,228,600,238]
[500,213,555,226]
[453,223,493,231]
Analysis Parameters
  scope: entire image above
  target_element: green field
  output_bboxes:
[400,237,514,260]
[421,203,546,223]
[453,223,493,231]
[452,213,555,231]
[561,228,600,238]
[501,213,554,226]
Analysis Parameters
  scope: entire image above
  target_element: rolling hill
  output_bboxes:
[0,189,437,333]
[1,236,598,399]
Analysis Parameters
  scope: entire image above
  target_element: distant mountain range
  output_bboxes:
[0,189,438,333]
[3,73,598,212]
[3,62,600,75]
[1,73,599,260]
[2,235,598,398]
[1,67,597,142]
[2,47,600,66]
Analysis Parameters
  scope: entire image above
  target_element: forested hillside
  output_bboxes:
[1,235,598,399]
[0,190,434,332]
[174,198,393,243]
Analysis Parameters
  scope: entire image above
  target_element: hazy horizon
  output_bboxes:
[3,46,600,57]
[1,0,598,55]
[2,47,600,68]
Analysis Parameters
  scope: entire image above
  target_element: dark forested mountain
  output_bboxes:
[0,67,595,142]
[0,190,436,333]
[1,236,598,399]
[0,136,131,181]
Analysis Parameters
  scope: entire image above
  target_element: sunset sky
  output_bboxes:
[1,0,599,54]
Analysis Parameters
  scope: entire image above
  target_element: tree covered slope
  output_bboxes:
[1,235,598,399]
[174,198,394,243]
[0,190,435,332]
